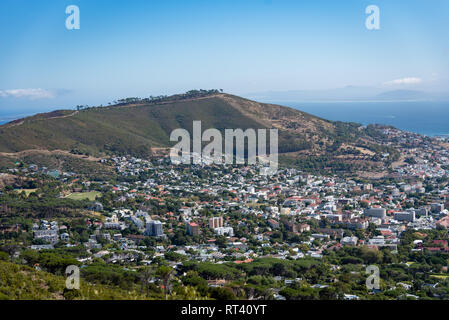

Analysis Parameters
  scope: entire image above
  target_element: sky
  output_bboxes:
[0,0,448,113]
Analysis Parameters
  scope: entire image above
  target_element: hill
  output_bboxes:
[0,92,397,175]
[0,259,148,300]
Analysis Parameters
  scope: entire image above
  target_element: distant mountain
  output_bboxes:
[245,87,449,102]
[375,89,446,101]
[245,86,384,102]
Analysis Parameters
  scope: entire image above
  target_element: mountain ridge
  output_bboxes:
[0,92,397,175]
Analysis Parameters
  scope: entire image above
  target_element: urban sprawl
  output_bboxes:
[1,127,449,300]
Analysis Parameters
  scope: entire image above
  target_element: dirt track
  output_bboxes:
[3,111,79,128]
[0,149,101,162]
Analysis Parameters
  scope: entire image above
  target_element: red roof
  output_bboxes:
[433,240,448,247]
[234,258,253,264]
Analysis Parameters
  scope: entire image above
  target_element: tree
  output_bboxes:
[0,251,9,261]
[156,265,174,299]
[0,245,18,262]
[209,287,236,300]
[215,235,227,248]
[360,246,383,264]
[139,266,155,295]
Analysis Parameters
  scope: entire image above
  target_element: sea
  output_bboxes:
[0,101,448,137]
[0,111,38,125]
[282,101,449,137]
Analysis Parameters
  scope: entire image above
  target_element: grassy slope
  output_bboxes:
[0,260,148,300]
[65,191,102,201]
[0,95,269,156]
[0,94,387,176]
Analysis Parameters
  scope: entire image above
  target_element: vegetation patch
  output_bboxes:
[66,191,102,201]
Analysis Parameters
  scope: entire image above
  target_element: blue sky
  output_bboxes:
[0,0,448,112]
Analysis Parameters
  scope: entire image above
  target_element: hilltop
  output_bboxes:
[0,91,398,176]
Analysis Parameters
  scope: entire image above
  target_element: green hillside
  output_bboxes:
[0,94,363,154]
[0,93,395,175]
[0,95,269,157]
[0,259,148,300]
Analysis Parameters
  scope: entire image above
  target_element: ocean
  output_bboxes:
[283,101,449,137]
[0,112,37,125]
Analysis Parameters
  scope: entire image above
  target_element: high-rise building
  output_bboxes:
[186,222,200,236]
[152,221,163,237]
[364,208,386,219]
[209,216,223,229]
[394,211,415,222]
[145,220,164,237]
[431,203,444,214]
